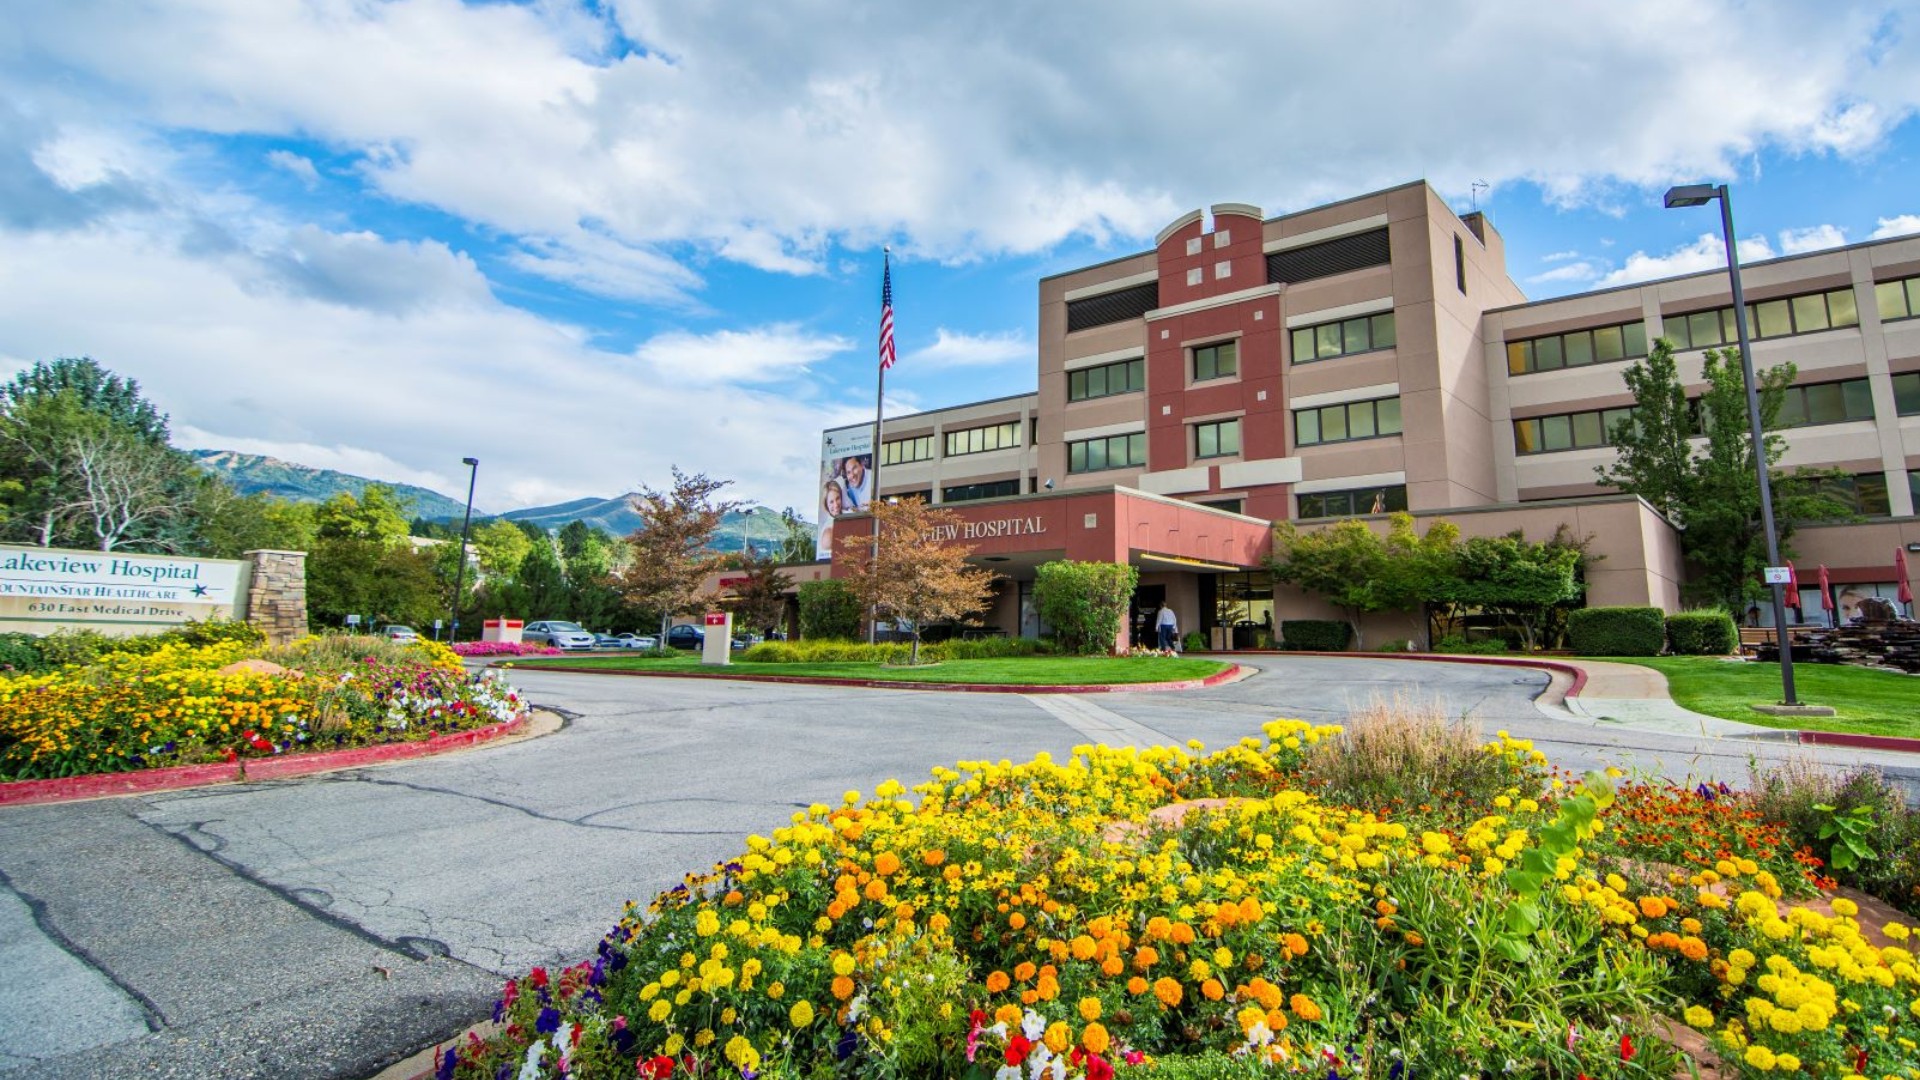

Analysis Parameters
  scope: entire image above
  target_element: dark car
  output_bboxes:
[665,624,705,650]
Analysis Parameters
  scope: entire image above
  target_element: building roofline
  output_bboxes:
[831,483,1274,527]
[1485,229,1920,317]
[1038,179,1435,286]
[822,390,1039,436]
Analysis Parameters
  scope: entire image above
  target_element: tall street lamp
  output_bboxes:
[1663,183,1798,705]
[448,457,480,644]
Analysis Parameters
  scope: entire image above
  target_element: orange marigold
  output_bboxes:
[1134,946,1160,970]
[921,849,946,867]
[1290,993,1323,1022]
[831,976,855,1000]
[1100,956,1126,977]
[1127,976,1149,996]
[986,970,1011,993]
[1008,912,1027,931]
[1014,962,1037,982]
[1153,977,1184,1008]
[1078,997,1102,1022]
[1069,935,1098,961]
[1201,978,1225,1001]
[873,851,901,876]
[1082,1022,1111,1055]
[1677,937,1710,962]
[1638,896,1669,919]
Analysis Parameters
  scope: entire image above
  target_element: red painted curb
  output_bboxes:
[502,663,1245,695]
[1795,729,1920,754]
[1208,649,1589,697]
[0,714,528,808]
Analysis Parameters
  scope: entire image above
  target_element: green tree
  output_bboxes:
[620,468,740,641]
[798,579,862,640]
[1599,343,1852,611]
[306,537,441,627]
[0,357,170,444]
[726,546,794,637]
[1033,561,1139,655]
[314,484,413,545]
[777,507,818,563]
[193,485,318,559]
[1267,513,1446,649]
[470,519,534,578]
[1441,532,1583,651]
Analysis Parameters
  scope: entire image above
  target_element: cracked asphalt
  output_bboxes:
[2,657,1914,1079]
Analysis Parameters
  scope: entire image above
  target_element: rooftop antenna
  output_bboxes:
[1470,180,1489,212]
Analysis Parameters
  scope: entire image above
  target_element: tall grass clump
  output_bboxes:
[1300,697,1548,819]
[1746,756,1920,914]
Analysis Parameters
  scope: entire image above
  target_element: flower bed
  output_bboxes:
[443,723,1920,1080]
[452,641,564,657]
[0,635,524,780]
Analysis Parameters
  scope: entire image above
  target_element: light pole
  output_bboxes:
[448,457,479,644]
[1663,183,1798,705]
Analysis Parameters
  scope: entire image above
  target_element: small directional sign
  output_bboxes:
[1762,566,1792,585]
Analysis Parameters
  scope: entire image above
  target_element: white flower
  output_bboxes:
[517,1042,545,1080]
[995,1068,1022,1080]
[1021,1011,1046,1040]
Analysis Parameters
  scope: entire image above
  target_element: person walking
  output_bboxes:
[1155,602,1178,651]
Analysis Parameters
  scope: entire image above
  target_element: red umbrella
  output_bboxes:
[1898,546,1913,610]
[1784,562,1801,612]
[1818,564,1835,626]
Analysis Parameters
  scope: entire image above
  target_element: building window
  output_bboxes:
[880,435,934,466]
[1291,312,1396,364]
[1893,372,1920,416]
[1066,281,1159,333]
[1196,498,1243,514]
[944,421,1021,457]
[1875,275,1920,323]
[1454,235,1467,295]
[941,479,1021,503]
[1506,321,1648,375]
[1067,431,1147,474]
[1665,286,1860,350]
[1812,473,1892,517]
[1067,357,1145,402]
[1193,341,1238,381]
[1294,397,1403,447]
[1297,484,1408,519]
[1194,418,1241,459]
[1513,406,1637,455]
[1776,378,1875,428]
[1910,470,1920,512]
[887,489,933,504]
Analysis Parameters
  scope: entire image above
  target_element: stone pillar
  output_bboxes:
[244,549,309,645]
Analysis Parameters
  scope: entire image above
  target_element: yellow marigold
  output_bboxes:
[1744,1045,1776,1071]
[1684,1005,1715,1029]
[790,1001,814,1027]
[1043,1021,1072,1054]
[1082,1021,1110,1055]
[1290,993,1323,1022]
[1153,977,1183,1008]
[1830,897,1858,918]
[995,1004,1022,1027]
[1079,997,1102,1022]
[832,953,856,976]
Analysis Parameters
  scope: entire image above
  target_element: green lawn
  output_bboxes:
[503,654,1232,686]
[1599,656,1920,739]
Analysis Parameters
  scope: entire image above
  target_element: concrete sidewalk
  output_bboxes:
[1551,659,1803,741]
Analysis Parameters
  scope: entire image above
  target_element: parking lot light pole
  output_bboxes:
[448,457,479,645]
[1663,183,1798,705]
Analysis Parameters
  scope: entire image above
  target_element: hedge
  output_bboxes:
[1566,606,1665,656]
[738,637,1051,665]
[1031,561,1139,655]
[797,580,862,641]
[1666,609,1737,656]
[1280,619,1352,651]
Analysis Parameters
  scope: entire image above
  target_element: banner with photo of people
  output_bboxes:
[816,428,873,561]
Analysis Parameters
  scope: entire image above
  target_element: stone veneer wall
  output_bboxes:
[244,549,309,645]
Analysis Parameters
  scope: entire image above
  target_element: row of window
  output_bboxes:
[1664,286,1861,351]
[1294,396,1403,447]
[1290,312,1396,364]
[944,421,1021,457]
[1506,320,1649,375]
[1877,275,1920,323]
[941,479,1021,503]
[1297,484,1408,520]
[1775,378,1876,428]
[1067,431,1147,474]
[1513,376,1885,456]
[1513,406,1638,456]
[1896,372,1920,415]
[1067,357,1145,402]
[879,435,934,466]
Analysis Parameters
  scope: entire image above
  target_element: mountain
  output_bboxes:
[192,450,470,520]
[193,448,805,553]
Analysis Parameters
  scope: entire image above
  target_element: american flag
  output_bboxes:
[878,254,897,371]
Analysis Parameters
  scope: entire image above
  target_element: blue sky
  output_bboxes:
[3,1,1919,516]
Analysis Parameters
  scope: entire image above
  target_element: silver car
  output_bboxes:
[522,620,597,650]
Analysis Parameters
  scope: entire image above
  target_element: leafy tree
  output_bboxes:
[0,357,170,444]
[192,485,318,560]
[726,546,794,637]
[1441,532,1583,651]
[1033,561,1139,654]
[777,507,818,564]
[1599,343,1852,610]
[1267,513,1445,649]
[305,537,441,627]
[843,497,997,664]
[314,484,413,545]
[620,467,740,640]
[470,519,534,578]
[560,524,624,630]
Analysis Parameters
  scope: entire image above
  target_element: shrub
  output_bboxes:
[935,637,1049,660]
[1280,619,1351,651]
[797,579,862,640]
[1433,634,1510,655]
[1301,698,1547,820]
[31,628,115,669]
[1031,561,1139,655]
[0,633,47,675]
[1565,605,1665,656]
[1665,608,1736,655]
[1182,630,1208,652]
[267,633,463,674]
[1745,758,1920,915]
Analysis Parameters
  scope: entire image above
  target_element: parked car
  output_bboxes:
[593,633,624,649]
[523,620,597,650]
[380,624,419,642]
[610,633,658,650]
[664,624,705,650]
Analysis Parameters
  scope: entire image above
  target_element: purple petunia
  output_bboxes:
[535,1006,561,1034]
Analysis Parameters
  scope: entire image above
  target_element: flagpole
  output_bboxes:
[867,248,890,644]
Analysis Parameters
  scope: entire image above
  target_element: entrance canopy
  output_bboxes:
[827,486,1273,578]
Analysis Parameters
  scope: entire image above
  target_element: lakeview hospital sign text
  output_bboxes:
[0,544,247,635]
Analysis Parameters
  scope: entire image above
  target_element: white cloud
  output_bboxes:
[6,0,1917,278]
[264,149,319,185]
[1597,233,1777,288]
[1527,262,1601,285]
[1540,250,1582,263]
[905,328,1032,369]
[1777,224,1847,254]
[631,325,852,386]
[1872,214,1920,239]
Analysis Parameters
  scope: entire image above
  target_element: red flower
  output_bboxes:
[1856,1048,1869,1073]
[1620,1035,1635,1062]
[1087,1055,1114,1080]
[223,748,238,763]
[1005,1034,1032,1066]
[529,967,549,989]
[638,1056,675,1078]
